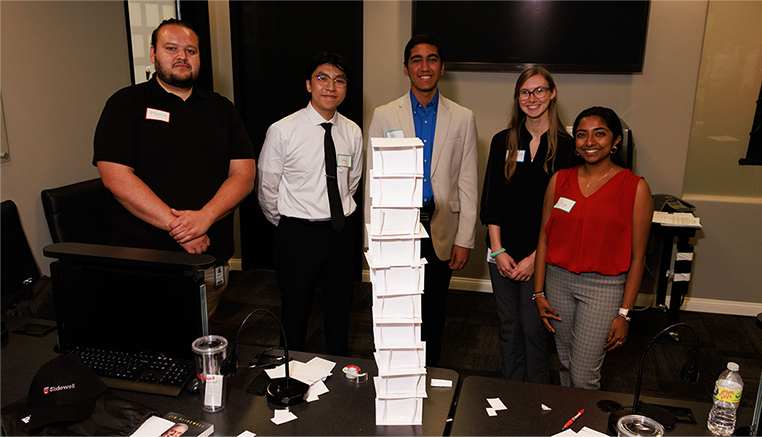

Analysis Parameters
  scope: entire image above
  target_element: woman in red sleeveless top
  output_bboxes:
[533,107,653,389]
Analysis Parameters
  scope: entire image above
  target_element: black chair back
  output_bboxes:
[41,178,111,245]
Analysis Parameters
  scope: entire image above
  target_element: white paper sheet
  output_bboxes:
[271,409,297,425]
[306,379,329,402]
[487,397,507,411]
[431,379,452,388]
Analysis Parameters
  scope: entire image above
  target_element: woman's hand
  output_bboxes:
[604,317,629,350]
[535,297,561,333]
[495,252,516,277]
[509,252,536,282]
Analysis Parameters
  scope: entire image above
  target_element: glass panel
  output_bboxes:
[683,1,762,196]
[126,1,177,84]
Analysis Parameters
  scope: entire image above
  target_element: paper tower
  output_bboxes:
[367,137,427,426]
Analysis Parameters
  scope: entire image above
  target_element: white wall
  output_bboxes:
[1,1,131,275]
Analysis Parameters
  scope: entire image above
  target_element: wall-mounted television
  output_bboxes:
[412,1,651,74]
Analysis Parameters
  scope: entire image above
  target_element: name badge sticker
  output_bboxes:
[145,108,170,123]
[385,129,404,138]
[554,197,576,213]
[337,154,352,168]
[506,150,527,163]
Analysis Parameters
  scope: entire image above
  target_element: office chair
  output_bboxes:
[1,200,55,319]
[41,178,111,244]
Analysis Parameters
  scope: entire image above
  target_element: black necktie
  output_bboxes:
[321,123,345,233]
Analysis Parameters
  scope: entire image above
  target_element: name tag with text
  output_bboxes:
[554,197,576,213]
[145,108,170,123]
[337,154,352,168]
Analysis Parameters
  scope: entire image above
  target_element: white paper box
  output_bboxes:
[366,224,427,266]
[365,252,426,295]
[370,171,423,207]
[369,207,420,236]
[373,293,422,320]
[374,346,426,371]
[374,321,422,348]
[376,397,424,426]
[374,372,427,399]
[371,137,424,176]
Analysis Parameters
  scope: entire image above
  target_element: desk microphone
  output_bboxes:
[220,309,308,406]
[607,322,699,433]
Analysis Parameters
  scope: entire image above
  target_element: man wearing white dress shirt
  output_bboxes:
[257,52,362,356]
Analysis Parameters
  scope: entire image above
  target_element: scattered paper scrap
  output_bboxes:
[307,356,336,375]
[486,407,498,417]
[552,426,608,437]
[306,380,329,402]
[542,404,552,411]
[431,378,452,388]
[271,409,297,425]
[265,357,336,386]
[237,432,256,437]
[578,426,608,436]
[487,397,507,411]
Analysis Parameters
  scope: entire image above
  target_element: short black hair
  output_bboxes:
[404,34,443,66]
[572,106,626,167]
[151,18,198,49]
[305,52,352,83]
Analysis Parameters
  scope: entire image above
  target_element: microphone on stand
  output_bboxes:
[607,322,700,433]
[220,308,308,406]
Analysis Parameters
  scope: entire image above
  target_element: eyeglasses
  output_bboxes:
[517,86,551,100]
[314,74,348,89]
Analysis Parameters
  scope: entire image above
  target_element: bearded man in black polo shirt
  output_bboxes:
[93,19,256,317]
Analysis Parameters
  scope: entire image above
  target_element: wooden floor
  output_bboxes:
[210,269,761,409]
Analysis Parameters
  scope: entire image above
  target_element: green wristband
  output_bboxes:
[490,248,506,257]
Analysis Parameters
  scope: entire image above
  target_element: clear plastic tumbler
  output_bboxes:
[191,335,228,412]
[617,414,665,437]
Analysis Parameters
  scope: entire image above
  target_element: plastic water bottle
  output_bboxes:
[707,362,743,436]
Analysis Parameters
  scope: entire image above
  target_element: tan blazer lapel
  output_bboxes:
[397,96,416,138]
[431,97,451,176]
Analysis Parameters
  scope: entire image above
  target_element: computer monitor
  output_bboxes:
[45,243,215,360]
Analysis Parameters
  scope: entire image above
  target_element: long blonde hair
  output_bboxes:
[504,67,568,182]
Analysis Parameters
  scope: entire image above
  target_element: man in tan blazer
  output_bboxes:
[368,34,478,366]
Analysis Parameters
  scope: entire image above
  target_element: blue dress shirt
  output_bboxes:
[410,90,439,206]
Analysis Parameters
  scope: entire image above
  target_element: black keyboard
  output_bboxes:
[70,347,194,396]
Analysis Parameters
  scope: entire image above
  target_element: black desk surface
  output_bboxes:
[450,375,752,436]
[1,317,457,436]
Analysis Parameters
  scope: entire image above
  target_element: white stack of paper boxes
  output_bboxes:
[367,137,428,426]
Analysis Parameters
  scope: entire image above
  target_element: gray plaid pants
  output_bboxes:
[546,263,626,390]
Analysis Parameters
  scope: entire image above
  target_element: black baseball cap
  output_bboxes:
[26,354,107,429]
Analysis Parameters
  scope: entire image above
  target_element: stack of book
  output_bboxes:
[367,137,428,426]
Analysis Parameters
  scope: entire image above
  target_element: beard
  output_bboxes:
[155,62,197,89]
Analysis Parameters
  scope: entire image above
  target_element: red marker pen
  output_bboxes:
[562,409,585,430]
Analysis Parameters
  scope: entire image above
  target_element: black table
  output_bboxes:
[1,317,458,436]
[450,376,752,436]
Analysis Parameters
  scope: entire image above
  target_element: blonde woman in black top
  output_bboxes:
[480,67,573,382]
